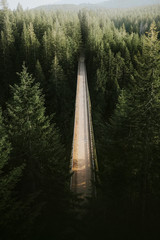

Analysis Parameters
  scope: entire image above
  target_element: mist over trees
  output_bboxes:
[0,1,160,239]
[35,0,160,11]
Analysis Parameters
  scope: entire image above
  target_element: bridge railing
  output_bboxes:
[70,61,80,188]
[84,62,99,197]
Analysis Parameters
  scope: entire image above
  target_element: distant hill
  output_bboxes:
[35,0,160,11]
[35,4,79,11]
[99,0,160,8]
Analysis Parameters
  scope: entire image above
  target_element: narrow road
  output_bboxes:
[71,56,92,198]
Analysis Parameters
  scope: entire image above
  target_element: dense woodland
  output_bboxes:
[0,1,160,239]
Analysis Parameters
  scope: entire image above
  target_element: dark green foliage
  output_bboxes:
[0,108,24,237]
[0,65,71,239]
[0,5,82,238]
[84,11,160,239]
[7,65,65,187]
[1,2,160,239]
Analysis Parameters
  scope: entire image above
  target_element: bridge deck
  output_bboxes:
[71,57,92,198]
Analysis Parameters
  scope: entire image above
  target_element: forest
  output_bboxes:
[0,1,160,239]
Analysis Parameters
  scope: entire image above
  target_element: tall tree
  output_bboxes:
[130,22,160,209]
[0,108,24,237]
[6,64,69,238]
[7,64,66,193]
[35,59,45,87]
[0,3,15,102]
[102,22,160,221]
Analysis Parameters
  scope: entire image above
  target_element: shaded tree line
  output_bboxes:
[0,1,81,239]
[79,5,160,240]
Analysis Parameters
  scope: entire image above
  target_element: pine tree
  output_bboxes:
[7,64,66,193]
[105,48,120,117]
[130,22,160,208]
[131,22,160,147]
[46,55,72,141]
[42,29,53,76]
[0,4,15,101]
[35,59,45,87]
[28,22,40,61]
[102,89,133,195]
[21,22,39,69]
[21,22,29,60]
[121,47,134,88]
[104,22,160,220]
[0,108,24,235]
[6,64,68,238]
[50,55,65,96]
[0,8,14,60]
[16,2,23,12]
[0,0,8,10]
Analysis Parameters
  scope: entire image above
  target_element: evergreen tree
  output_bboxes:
[0,4,15,102]
[35,59,45,87]
[0,108,24,237]
[0,0,8,10]
[6,64,69,238]
[130,22,160,209]
[7,64,66,193]
[102,23,160,223]
[21,22,30,61]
